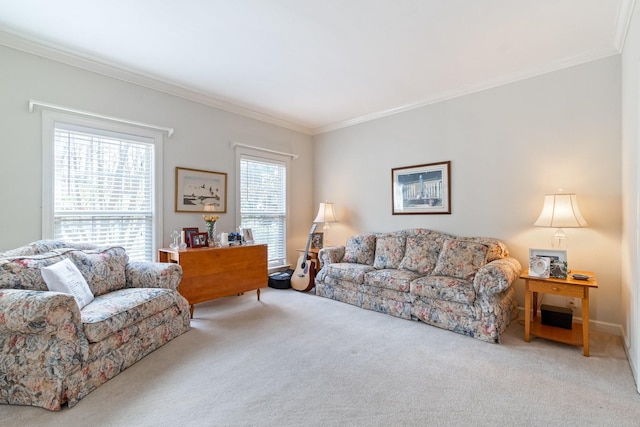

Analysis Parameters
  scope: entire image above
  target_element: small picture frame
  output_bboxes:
[528,256,551,278]
[190,232,209,248]
[311,232,324,249]
[242,228,254,243]
[529,248,568,279]
[183,227,199,248]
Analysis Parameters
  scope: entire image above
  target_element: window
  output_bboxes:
[43,111,163,262]
[238,151,288,268]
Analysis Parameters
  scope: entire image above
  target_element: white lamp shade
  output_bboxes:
[314,202,337,223]
[534,193,588,228]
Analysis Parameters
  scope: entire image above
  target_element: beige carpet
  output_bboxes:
[2,287,639,426]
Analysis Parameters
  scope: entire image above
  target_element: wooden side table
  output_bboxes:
[521,269,598,356]
[296,248,320,273]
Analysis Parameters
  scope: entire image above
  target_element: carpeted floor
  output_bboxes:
[2,287,639,426]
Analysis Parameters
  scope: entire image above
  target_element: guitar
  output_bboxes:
[291,224,317,292]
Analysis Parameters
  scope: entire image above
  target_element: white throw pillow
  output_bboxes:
[41,258,94,309]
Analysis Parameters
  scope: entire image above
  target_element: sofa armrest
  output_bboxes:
[125,262,183,291]
[0,289,83,336]
[473,257,522,296]
[318,246,346,266]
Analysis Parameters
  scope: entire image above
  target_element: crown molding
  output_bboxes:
[313,46,621,135]
[614,0,637,51]
[0,15,629,138]
[0,30,314,136]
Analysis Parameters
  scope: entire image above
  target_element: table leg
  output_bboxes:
[524,281,531,342]
[189,305,194,319]
[257,288,261,301]
[582,289,590,357]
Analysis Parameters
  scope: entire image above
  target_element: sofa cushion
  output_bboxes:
[432,239,489,281]
[65,247,128,297]
[398,236,442,274]
[0,251,72,291]
[41,258,95,309]
[364,269,419,292]
[373,235,406,269]
[325,263,375,284]
[81,287,178,343]
[342,234,376,265]
[411,276,476,305]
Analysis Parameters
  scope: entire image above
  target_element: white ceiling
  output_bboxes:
[0,1,634,135]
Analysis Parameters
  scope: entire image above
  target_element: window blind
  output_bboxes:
[240,155,287,267]
[53,125,154,261]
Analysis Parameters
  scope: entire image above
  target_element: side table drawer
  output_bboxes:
[527,280,584,298]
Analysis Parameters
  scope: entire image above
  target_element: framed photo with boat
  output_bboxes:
[175,167,227,213]
[392,161,451,215]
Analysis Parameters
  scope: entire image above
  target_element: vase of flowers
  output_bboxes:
[203,215,219,246]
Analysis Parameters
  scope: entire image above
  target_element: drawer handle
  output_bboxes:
[552,287,559,291]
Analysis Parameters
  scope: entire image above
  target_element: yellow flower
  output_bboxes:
[203,215,219,223]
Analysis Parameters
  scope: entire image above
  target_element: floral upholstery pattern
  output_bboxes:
[373,234,406,269]
[0,240,190,411]
[342,234,376,265]
[398,236,441,274]
[325,263,374,284]
[315,229,521,343]
[364,269,418,292]
[411,275,476,305]
[432,239,489,281]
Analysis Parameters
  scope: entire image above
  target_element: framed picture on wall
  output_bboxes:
[392,161,451,215]
[175,167,227,213]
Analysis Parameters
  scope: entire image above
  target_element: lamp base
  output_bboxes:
[552,229,568,250]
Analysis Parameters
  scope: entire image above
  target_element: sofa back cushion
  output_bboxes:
[0,246,128,296]
[0,240,98,258]
[343,234,376,265]
[432,239,489,281]
[373,234,406,269]
[0,251,70,291]
[398,236,442,275]
[65,247,128,296]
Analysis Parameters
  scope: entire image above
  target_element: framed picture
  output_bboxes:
[190,232,209,248]
[311,232,324,249]
[529,248,568,279]
[242,228,254,243]
[392,161,451,215]
[182,227,199,248]
[175,167,227,213]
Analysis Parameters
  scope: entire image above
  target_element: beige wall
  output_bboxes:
[314,56,622,331]
[0,45,315,265]
[622,4,640,391]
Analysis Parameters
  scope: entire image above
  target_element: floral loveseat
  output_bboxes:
[0,240,191,411]
[315,229,521,343]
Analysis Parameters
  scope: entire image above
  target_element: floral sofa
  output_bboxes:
[315,229,521,343]
[0,240,191,411]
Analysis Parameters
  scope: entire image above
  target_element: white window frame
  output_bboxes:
[235,146,290,270]
[42,110,164,260]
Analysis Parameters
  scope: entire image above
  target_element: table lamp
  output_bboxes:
[534,192,588,249]
[313,202,337,246]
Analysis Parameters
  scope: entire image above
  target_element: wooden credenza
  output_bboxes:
[158,244,268,317]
